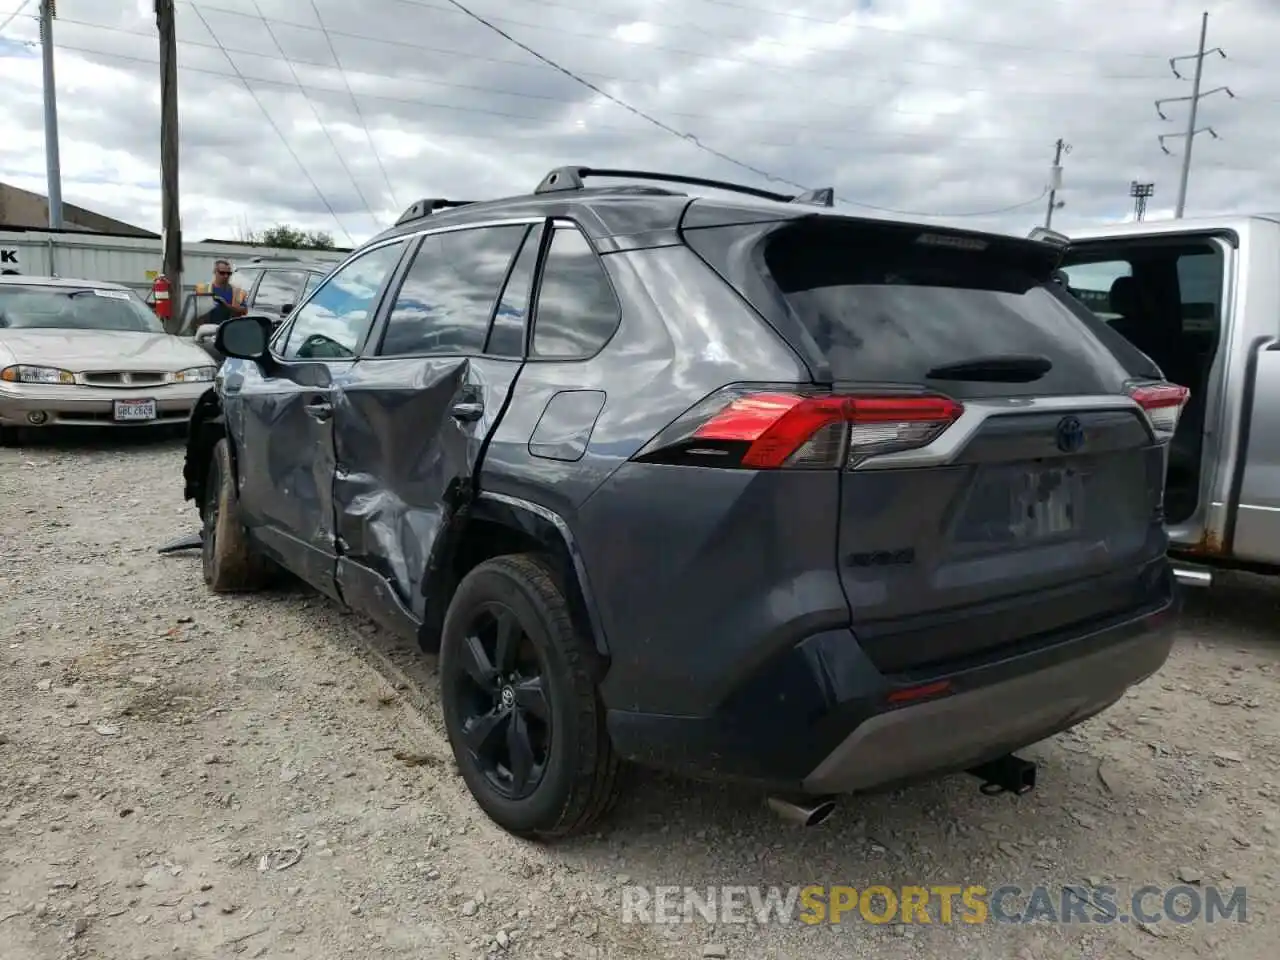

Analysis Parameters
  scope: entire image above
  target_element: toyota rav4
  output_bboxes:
[181,166,1182,839]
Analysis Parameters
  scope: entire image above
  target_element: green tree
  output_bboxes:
[245,224,335,250]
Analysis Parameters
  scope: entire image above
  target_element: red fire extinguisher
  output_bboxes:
[152,274,172,324]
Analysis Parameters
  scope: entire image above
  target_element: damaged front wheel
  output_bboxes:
[201,438,275,592]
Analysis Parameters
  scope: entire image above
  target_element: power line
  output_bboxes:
[0,0,30,35]
[506,0,1178,61]
[309,0,399,211]
[198,0,1200,93]
[186,1,353,243]
[431,0,1048,217]
[32,38,1048,219]
[247,0,383,229]
[691,0,1237,31]
[1154,10,1235,217]
[37,39,1043,153]
[4,4,1187,103]
[16,16,1092,147]
[386,0,1170,83]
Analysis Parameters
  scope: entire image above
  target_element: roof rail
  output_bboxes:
[533,167,835,208]
[395,198,475,226]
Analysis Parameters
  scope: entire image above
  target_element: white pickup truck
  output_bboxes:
[1042,213,1280,587]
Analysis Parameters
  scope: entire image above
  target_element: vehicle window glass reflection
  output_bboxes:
[280,243,406,360]
[531,226,619,359]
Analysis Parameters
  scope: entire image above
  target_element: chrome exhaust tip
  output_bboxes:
[1172,566,1213,588]
[766,795,837,827]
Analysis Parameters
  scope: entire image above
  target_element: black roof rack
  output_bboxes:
[395,198,475,227]
[533,167,835,208]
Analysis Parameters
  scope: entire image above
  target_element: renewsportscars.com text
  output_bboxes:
[620,884,1248,926]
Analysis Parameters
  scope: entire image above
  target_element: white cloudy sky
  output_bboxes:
[0,0,1275,247]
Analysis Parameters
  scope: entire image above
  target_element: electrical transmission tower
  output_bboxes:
[1130,182,1155,221]
[1155,11,1234,218]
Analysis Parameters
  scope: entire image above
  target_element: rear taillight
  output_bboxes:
[632,387,964,470]
[1127,381,1190,443]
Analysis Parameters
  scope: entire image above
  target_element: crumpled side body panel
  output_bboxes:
[331,354,522,617]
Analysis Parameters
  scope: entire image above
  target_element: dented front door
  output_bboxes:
[328,221,543,621]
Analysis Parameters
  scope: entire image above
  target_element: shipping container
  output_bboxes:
[0,227,349,302]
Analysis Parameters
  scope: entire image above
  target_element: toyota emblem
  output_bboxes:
[1055,416,1085,453]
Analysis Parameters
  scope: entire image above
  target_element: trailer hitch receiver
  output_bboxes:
[969,754,1037,795]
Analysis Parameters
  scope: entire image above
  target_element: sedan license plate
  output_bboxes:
[1010,467,1080,540]
[113,398,157,422]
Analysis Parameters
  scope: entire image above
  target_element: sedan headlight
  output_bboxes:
[167,366,217,383]
[0,364,76,385]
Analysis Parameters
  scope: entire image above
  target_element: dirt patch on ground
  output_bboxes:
[1,436,1276,960]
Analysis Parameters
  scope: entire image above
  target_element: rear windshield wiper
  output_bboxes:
[925,354,1053,383]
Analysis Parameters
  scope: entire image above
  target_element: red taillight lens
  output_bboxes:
[634,387,964,470]
[1127,381,1190,443]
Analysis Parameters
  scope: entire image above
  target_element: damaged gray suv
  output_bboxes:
[181,166,1182,839]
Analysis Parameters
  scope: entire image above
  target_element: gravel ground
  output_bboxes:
[1,433,1277,960]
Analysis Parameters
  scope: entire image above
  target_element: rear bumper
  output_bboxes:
[0,382,206,427]
[606,581,1176,794]
[801,623,1171,793]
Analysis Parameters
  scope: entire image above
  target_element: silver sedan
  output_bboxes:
[0,276,216,438]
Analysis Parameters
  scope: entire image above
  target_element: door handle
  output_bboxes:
[450,400,484,422]
[304,398,333,422]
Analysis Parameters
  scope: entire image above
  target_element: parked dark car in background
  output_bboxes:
[180,167,1184,840]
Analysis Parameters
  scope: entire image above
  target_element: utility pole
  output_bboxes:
[1130,182,1155,222]
[155,0,182,329]
[1156,11,1234,218]
[38,0,62,229]
[1044,138,1069,229]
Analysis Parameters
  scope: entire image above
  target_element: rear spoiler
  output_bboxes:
[1026,226,1071,279]
[1027,226,1070,247]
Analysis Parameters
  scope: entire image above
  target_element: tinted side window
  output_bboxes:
[485,225,542,358]
[531,226,620,359]
[1176,252,1223,332]
[253,270,305,314]
[280,242,406,361]
[379,225,527,357]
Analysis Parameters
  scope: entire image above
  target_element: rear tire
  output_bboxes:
[439,554,623,839]
[201,438,274,592]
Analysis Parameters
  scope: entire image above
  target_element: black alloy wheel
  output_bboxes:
[440,555,624,838]
[452,602,552,800]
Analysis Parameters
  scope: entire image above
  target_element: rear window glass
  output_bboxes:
[758,222,1140,397]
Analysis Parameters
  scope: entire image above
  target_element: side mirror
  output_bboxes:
[215,315,273,362]
[280,303,294,317]
[194,323,219,343]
